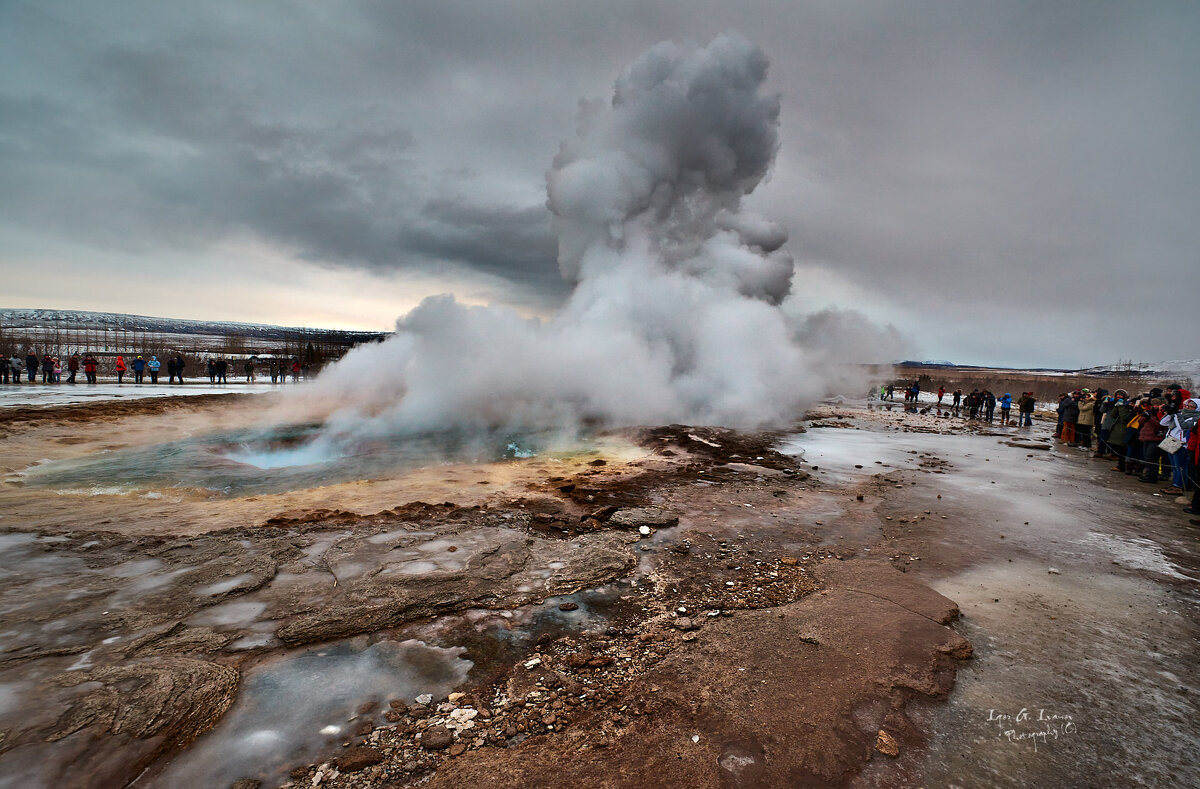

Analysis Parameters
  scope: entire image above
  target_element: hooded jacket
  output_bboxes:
[1060,397,1080,422]
[1106,402,1136,446]
[1076,395,1097,426]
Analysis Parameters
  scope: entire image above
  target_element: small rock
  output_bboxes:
[875,729,900,757]
[415,694,433,705]
[448,692,465,702]
[672,617,700,631]
[524,657,542,669]
[1047,567,1061,575]
[448,743,467,757]
[229,780,262,789]
[559,602,579,611]
[780,556,798,566]
[335,746,384,773]
[421,726,453,750]
[638,525,651,536]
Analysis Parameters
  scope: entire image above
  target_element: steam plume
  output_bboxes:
[302,33,902,437]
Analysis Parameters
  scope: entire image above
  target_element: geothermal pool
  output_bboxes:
[14,422,547,498]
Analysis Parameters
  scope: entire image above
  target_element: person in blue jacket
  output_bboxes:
[131,355,146,383]
[147,355,161,384]
[998,392,1013,425]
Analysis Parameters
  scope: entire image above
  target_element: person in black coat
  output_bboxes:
[25,352,37,382]
[1059,392,1080,444]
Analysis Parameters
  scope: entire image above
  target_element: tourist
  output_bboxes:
[25,351,38,382]
[1018,392,1035,427]
[998,393,1013,425]
[207,358,217,383]
[1136,399,1167,483]
[952,389,962,416]
[1074,390,1096,449]
[215,357,228,384]
[148,355,161,383]
[291,358,300,382]
[115,354,126,384]
[40,353,53,383]
[132,355,146,383]
[1104,392,1135,472]
[68,353,80,384]
[1059,392,1079,444]
[173,354,186,384]
[83,353,98,384]
[245,358,255,383]
[1160,398,1197,494]
[9,354,21,384]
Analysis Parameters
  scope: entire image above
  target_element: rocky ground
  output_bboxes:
[2,396,1195,788]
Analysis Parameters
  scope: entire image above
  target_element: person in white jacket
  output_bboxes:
[1161,399,1197,494]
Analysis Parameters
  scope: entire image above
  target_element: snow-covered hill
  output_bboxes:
[0,308,387,342]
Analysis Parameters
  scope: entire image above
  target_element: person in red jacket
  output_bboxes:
[83,354,98,385]
[1137,398,1168,483]
[115,355,127,384]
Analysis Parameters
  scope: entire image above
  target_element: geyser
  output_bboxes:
[300,33,899,439]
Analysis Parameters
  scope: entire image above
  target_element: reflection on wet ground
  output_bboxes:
[146,639,473,789]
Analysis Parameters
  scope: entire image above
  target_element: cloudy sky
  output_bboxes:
[1,0,1196,368]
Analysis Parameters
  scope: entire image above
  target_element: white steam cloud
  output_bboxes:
[301,33,905,438]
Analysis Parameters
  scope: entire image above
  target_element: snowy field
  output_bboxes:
[0,379,283,408]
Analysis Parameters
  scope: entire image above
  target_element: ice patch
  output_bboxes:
[1082,532,1193,581]
[197,574,255,597]
[188,600,268,628]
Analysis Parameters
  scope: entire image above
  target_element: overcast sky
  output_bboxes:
[1,0,1196,368]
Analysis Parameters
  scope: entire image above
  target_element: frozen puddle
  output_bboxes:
[1081,531,1195,581]
[780,427,943,477]
[149,639,471,788]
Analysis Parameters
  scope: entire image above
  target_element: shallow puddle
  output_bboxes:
[146,639,472,789]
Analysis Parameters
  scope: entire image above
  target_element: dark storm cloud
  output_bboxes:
[1,0,1197,365]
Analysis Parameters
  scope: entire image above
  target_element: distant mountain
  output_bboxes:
[0,308,389,342]
[1079,359,1200,380]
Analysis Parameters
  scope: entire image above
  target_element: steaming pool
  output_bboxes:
[17,422,546,497]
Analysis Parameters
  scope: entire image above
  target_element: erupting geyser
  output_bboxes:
[302,33,899,438]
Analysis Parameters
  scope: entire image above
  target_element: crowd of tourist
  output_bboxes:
[1053,385,1198,518]
[0,350,310,386]
[882,382,1036,426]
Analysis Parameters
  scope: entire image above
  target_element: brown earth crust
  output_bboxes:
[0,399,976,789]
